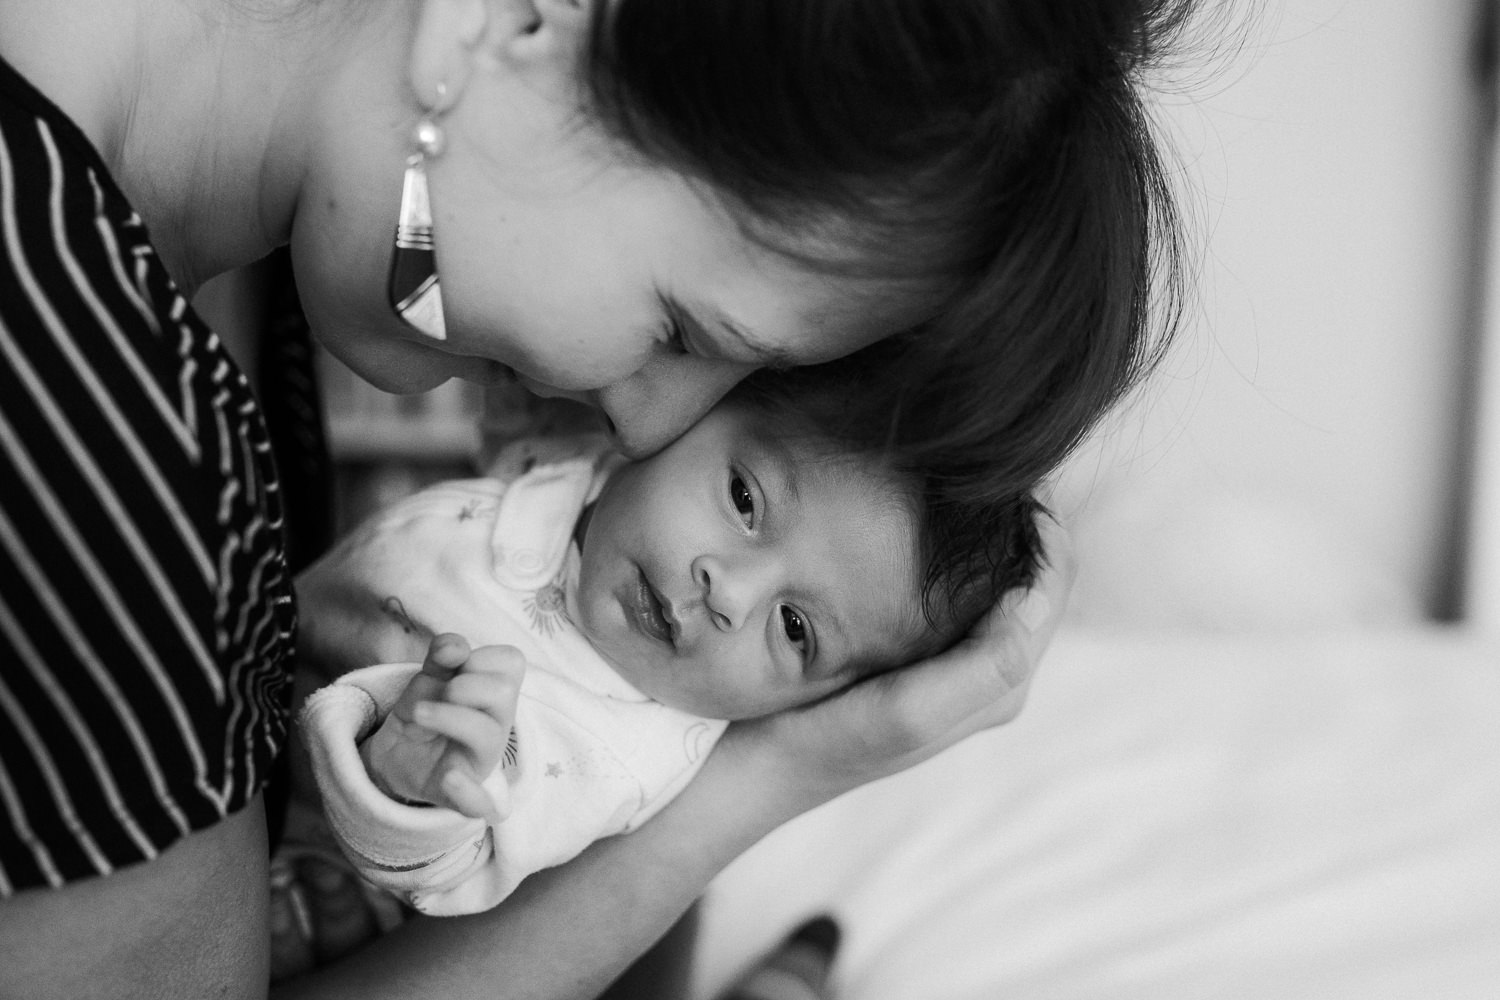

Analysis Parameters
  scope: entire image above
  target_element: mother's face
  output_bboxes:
[288,0,917,457]
[422,128,903,457]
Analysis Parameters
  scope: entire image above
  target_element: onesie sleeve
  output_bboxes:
[300,661,726,917]
[298,663,496,911]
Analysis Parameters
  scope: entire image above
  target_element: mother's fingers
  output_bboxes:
[954,513,1076,727]
[992,513,1075,679]
[838,622,1032,772]
[719,518,1076,812]
[899,513,1074,738]
[1013,511,1077,631]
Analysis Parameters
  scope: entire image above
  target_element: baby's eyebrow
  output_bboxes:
[751,432,802,507]
[773,446,801,505]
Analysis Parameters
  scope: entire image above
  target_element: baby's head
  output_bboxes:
[572,371,1043,720]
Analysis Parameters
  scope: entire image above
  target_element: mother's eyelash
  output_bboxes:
[656,293,691,354]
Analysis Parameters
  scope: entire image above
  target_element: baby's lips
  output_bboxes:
[651,583,685,643]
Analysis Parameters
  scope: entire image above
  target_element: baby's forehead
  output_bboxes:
[779,433,920,527]
[776,442,935,665]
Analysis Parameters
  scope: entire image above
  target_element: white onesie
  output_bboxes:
[300,454,727,915]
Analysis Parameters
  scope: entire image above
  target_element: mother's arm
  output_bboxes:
[0,797,274,1000]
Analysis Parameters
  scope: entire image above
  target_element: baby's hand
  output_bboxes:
[359,633,525,823]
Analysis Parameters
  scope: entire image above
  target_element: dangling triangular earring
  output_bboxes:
[388,114,447,340]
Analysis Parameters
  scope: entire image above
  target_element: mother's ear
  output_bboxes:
[409,0,594,109]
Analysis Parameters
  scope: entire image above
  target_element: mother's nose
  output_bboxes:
[691,551,774,632]
[597,355,757,458]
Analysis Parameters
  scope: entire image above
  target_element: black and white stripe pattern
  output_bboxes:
[0,57,295,893]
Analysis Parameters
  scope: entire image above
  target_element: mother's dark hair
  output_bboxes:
[587,0,1202,501]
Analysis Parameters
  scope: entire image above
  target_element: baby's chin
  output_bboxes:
[596,647,749,720]
[626,672,771,721]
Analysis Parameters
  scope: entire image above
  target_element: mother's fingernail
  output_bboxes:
[1011,590,1051,632]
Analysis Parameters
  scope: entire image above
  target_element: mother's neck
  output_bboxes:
[0,0,401,298]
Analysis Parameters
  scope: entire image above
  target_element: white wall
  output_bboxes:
[1056,0,1487,630]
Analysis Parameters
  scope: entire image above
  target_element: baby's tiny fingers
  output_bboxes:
[413,700,513,765]
[420,633,472,680]
[440,768,502,824]
[460,644,529,679]
[444,668,523,720]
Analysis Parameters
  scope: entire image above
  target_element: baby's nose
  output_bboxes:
[691,552,772,632]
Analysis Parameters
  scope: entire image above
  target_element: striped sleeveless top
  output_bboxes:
[0,55,298,893]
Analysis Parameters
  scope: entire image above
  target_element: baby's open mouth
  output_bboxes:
[635,569,675,646]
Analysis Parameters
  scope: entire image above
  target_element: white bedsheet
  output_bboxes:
[693,627,1500,1000]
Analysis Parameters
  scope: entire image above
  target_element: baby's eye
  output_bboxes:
[729,474,754,527]
[779,605,809,654]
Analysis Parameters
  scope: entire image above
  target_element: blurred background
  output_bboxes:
[1052,0,1498,633]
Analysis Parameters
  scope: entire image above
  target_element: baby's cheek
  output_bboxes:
[679,659,773,721]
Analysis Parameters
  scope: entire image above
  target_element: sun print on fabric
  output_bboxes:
[524,575,569,637]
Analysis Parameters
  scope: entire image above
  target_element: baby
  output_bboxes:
[298,372,1043,916]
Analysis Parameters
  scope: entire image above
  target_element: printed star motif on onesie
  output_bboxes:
[524,573,569,637]
[456,499,491,522]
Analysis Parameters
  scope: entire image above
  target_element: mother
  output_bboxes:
[0,0,1191,997]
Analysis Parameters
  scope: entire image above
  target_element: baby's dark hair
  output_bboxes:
[588,0,1204,502]
[728,369,1045,656]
